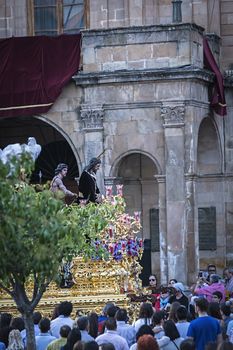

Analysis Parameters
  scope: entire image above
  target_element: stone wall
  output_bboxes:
[0,0,27,38]
[82,24,204,73]
[220,0,233,69]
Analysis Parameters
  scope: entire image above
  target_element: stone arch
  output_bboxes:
[36,115,81,169]
[111,151,160,284]
[110,149,162,177]
[197,117,222,174]
[0,115,80,192]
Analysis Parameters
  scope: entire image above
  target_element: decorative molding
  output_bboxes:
[80,104,104,131]
[161,105,185,126]
[74,68,214,86]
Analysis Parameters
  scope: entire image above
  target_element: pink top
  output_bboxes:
[194,282,226,302]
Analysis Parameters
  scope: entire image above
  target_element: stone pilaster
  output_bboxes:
[161,103,187,283]
[185,174,199,284]
[80,104,104,193]
[154,175,168,285]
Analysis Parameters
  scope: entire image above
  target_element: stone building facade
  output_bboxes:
[0,0,233,284]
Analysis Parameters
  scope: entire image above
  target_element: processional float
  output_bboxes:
[0,140,145,319]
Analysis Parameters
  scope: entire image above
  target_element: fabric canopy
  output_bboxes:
[203,37,227,116]
[0,34,81,118]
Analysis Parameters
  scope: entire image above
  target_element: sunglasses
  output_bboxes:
[149,278,156,281]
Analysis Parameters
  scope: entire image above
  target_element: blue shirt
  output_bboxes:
[187,316,221,350]
[0,342,5,350]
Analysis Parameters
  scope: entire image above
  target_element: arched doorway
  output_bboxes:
[197,117,221,174]
[115,152,159,284]
[0,116,79,192]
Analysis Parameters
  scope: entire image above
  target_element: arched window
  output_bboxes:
[27,0,88,36]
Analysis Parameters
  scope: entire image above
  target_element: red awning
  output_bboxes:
[0,34,81,118]
[203,37,227,116]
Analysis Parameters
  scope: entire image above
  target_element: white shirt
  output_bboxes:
[50,315,74,338]
[116,321,136,347]
[133,318,152,333]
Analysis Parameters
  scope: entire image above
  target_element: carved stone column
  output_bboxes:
[80,104,104,193]
[154,175,168,285]
[161,103,188,283]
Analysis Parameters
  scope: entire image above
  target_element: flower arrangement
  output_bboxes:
[93,185,143,261]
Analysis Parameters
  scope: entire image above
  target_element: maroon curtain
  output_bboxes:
[203,37,227,116]
[0,34,81,118]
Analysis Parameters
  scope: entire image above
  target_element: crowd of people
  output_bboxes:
[0,266,233,350]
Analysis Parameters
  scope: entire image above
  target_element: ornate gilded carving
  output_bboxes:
[80,104,104,130]
[161,105,185,125]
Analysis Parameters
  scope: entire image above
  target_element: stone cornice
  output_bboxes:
[196,173,233,181]
[81,22,204,39]
[74,67,214,86]
[102,100,210,110]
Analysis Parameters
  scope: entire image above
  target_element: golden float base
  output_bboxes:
[0,257,142,319]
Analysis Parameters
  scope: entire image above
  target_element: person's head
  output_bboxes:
[105,318,117,331]
[77,316,89,331]
[160,286,169,299]
[83,341,99,350]
[173,282,185,296]
[135,325,154,342]
[138,302,154,319]
[137,334,159,350]
[33,312,42,325]
[39,318,50,333]
[208,302,222,320]
[88,312,98,339]
[55,163,68,176]
[86,158,101,173]
[106,305,118,318]
[51,305,60,320]
[208,264,217,275]
[65,328,81,350]
[99,344,116,350]
[115,308,128,322]
[210,274,220,284]
[73,341,85,350]
[223,268,233,280]
[149,274,157,288]
[102,302,115,316]
[10,317,25,332]
[220,303,231,317]
[8,329,24,349]
[180,339,196,350]
[58,301,73,317]
[205,342,218,350]
[60,325,71,338]
[163,320,180,341]
[212,291,223,303]
[152,311,166,326]
[169,279,177,286]
[176,306,188,321]
[168,301,181,322]
[0,313,12,328]
[195,297,209,314]
[217,341,233,350]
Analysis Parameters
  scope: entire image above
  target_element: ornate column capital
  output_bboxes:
[80,104,104,131]
[161,104,185,127]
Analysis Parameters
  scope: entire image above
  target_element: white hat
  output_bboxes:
[173,282,185,292]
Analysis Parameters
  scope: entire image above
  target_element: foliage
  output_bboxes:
[0,154,119,310]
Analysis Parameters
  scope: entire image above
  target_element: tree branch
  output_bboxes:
[0,281,13,297]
